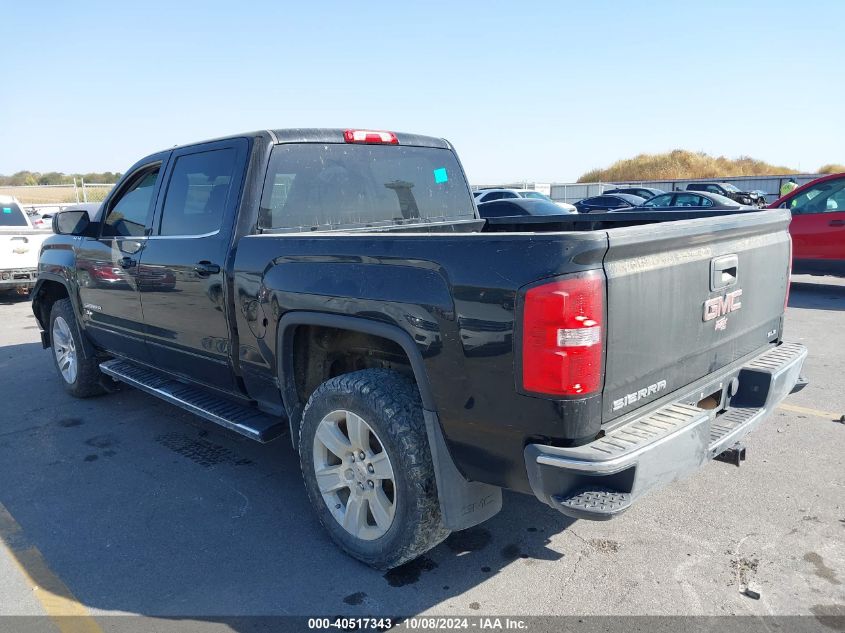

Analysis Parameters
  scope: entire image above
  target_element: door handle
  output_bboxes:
[830,219,845,227]
[119,256,137,269]
[194,261,221,276]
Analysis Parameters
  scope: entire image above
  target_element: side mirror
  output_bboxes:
[53,209,91,236]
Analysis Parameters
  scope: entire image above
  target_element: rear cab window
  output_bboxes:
[259,144,476,231]
[0,202,29,227]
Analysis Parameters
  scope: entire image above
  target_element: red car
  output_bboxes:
[769,172,845,276]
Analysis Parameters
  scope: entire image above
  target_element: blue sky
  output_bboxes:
[2,0,843,182]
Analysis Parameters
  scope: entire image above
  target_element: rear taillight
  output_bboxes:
[343,129,398,144]
[521,272,604,397]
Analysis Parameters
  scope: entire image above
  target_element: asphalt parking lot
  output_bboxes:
[0,275,843,626]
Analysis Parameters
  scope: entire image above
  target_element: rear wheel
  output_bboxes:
[298,369,449,569]
[49,299,104,398]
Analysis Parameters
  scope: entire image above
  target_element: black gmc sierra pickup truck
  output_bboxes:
[33,128,806,569]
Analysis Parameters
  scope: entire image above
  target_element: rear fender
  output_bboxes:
[276,311,501,530]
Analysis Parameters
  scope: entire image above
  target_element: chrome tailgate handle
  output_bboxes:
[711,254,738,290]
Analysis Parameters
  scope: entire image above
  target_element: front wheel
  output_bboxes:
[298,369,449,569]
[49,298,105,398]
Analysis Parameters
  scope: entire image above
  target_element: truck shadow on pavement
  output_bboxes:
[0,292,32,306]
[788,280,845,311]
[0,342,572,625]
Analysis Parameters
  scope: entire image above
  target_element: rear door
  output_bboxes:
[76,158,167,361]
[786,176,845,263]
[137,138,249,392]
[601,210,791,422]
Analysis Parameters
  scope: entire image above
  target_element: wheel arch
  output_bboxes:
[277,312,436,442]
[32,276,97,360]
[276,311,503,531]
[32,276,76,342]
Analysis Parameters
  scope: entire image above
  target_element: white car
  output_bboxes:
[473,188,577,212]
[31,213,54,230]
[0,196,52,294]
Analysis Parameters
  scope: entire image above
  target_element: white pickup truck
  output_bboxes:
[0,196,52,294]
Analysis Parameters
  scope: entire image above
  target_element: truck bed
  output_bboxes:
[234,208,791,492]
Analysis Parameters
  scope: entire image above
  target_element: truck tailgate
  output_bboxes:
[601,209,791,422]
[0,231,49,270]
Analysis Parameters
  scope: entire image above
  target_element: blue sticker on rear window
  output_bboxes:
[433,168,448,184]
[2,208,11,214]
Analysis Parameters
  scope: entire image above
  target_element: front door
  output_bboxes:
[137,138,249,392]
[76,159,167,362]
[787,176,845,264]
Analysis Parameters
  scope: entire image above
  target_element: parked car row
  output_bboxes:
[480,190,753,216]
[473,174,844,277]
[474,180,768,217]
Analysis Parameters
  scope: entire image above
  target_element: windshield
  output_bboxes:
[0,202,29,227]
[722,183,740,193]
[259,144,476,231]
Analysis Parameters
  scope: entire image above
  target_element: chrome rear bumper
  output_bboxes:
[525,342,807,520]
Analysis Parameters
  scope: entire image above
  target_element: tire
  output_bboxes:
[298,369,450,569]
[49,298,105,398]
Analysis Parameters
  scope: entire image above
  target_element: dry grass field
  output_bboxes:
[0,185,113,204]
[578,150,799,183]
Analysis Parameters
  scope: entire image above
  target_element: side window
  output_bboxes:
[789,179,845,214]
[102,166,160,237]
[674,193,703,207]
[159,148,237,236]
[643,194,674,207]
[500,192,520,199]
[483,191,505,202]
[706,185,721,194]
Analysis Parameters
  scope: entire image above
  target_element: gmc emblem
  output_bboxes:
[703,289,743,322]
